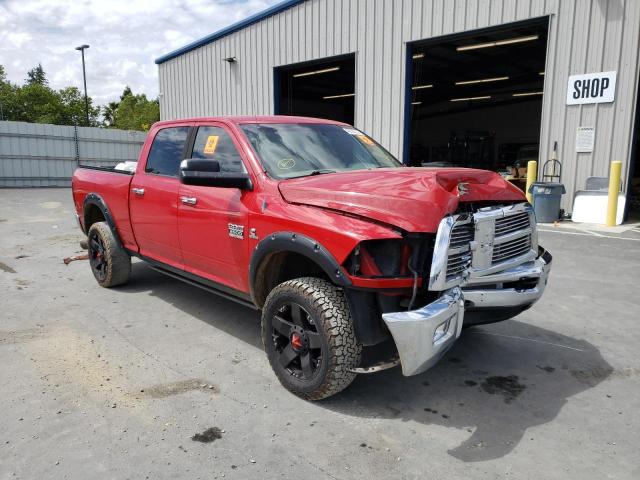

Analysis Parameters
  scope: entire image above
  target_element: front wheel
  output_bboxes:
[261,277,362,401]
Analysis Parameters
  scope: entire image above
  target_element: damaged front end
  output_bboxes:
[351,202,552,377]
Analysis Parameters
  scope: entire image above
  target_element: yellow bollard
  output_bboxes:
[525,160,537,204]
[606,161,622,226]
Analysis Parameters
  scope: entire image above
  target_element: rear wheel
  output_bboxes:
[261,277,362,400]
[87,222,131,288]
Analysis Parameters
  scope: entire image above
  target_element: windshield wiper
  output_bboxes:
[308,169,337,176]
[288,169,337,179]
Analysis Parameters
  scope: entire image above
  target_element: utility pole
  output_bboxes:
[75,44,90,125]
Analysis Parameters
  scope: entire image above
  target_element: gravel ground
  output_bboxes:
[1,188,639,479]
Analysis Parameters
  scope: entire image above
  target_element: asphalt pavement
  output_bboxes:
[1,188,639,479]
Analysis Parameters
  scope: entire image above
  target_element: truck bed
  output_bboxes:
[72,166,138,251]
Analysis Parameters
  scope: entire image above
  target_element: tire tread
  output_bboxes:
[262,277,361,401]
[87,222,131,288]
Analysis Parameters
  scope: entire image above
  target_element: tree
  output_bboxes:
[120,86,132,100]
[0,64,156,130]
[58,86,100,126]
[26,63,47,86]
[13,82,62,124]
[101,101,120,127]
[109,86,159,131]
[0,65,17,120]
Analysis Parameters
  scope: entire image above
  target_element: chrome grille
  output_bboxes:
[446,222,473,279]
[446,251,471,277]
[449,223,474,249]
[495,212,530,237]
[492,235,532,263]
[429,203,537,291]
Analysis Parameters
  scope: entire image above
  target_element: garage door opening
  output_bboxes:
[406,18,549,185]
[628,71,640,221]
[275,54,355,124]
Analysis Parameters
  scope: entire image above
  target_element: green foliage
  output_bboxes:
[0,64,158,130]
[26,63,47,86]
[107,86,159,132]
[102,101,120,127]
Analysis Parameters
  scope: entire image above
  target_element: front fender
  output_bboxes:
[249,231,352,304]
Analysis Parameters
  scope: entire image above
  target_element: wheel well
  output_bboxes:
[84,204,105,232]
[253,251,330,308]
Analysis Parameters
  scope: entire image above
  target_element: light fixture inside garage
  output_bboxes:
[512,91,543,97]
[323,93,355,99]
[412,84,433,90]
[293,66,340,77]
[456,34,539,51]
[455,76,509,86]
[412,53,425,59]
[411,101,422,105]
[450,95,491,102]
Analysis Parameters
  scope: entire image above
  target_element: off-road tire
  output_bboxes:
[87,221,131,288]
[262,277,362,400]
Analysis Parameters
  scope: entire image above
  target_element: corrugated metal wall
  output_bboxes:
[0,121,146,187]
[158,0,640,211]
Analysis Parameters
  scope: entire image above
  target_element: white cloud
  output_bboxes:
[0,0,279,106]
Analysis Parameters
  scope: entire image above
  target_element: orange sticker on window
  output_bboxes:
[203,135,219,155]
[357,134,374,145]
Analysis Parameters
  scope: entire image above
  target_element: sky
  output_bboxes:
[0,0,280,106]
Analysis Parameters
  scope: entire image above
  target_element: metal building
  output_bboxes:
[156,0,640,216]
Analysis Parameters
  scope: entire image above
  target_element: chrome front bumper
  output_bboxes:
[463,247,552,308]
[382,248,551,377]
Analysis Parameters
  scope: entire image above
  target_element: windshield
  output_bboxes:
[239,123,402,179]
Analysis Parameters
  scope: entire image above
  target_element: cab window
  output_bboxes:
[145,126,190,176]
[191,126,246,173]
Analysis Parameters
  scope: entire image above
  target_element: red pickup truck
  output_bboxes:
[72,116,552,400]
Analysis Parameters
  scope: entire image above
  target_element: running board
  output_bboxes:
[148,265,257,310]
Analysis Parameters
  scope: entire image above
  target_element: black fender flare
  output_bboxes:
[82,193,122,247]
[248,232,352,304]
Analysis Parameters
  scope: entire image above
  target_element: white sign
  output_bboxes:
[566,71,616,105]
[576,126,595,153]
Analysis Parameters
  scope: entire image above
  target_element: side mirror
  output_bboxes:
[179,158,252,190]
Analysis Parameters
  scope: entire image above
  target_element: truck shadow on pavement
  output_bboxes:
[322,321,613,462]
[119,262,263,348]
[119,262,612,463]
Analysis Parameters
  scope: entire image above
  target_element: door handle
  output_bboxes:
[132,188,145,196]
[180,196,197,205]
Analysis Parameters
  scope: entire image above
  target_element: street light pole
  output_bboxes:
[75,44,90,125]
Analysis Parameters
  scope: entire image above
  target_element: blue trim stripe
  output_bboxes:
[155,0,306,64]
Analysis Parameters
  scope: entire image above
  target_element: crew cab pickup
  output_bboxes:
[72,116,552,400]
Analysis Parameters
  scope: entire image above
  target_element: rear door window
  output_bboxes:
[145,126,190,176]
[191,126,246,173]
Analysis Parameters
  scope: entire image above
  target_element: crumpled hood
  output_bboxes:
[278,167,526,232]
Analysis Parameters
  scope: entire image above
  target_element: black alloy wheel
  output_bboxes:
[271,302,323,381]
[88,228,107,282]
[261,277,361,400]
[86,221,131,288]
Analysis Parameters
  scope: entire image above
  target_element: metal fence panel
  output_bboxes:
[0,120,146,187]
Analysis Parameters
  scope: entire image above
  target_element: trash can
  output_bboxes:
[528,182,566,223]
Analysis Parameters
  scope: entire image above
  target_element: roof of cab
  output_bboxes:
[152,115,348,128]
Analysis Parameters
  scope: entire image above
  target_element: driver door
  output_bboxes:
[177,123,251,292]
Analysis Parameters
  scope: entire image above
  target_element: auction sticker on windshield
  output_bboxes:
[357,134,374,145]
